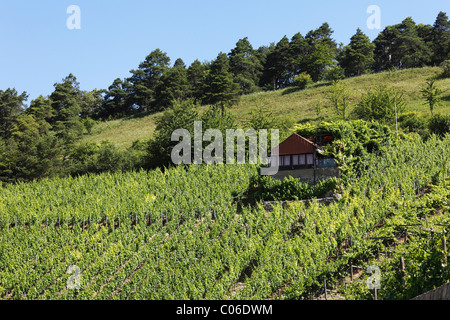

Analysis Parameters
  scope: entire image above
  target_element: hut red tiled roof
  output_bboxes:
[271,133,320,156]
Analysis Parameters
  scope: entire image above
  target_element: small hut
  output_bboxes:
[269,133,339,183]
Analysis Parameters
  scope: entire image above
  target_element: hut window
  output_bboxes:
[280,155,291,166]
[306,154,314,165]
[299,154,306,165]
[292,155,299,166]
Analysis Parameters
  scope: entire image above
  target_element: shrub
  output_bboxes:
[441,60,450,78]
[67,141,142,176]
[293,73,313,89]
[352,85,405,123]
[244,175,338,202]
[325,66,346,81]
[429,114,450,136]
[398,112,429,135]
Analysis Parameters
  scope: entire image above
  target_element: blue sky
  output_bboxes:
[0,0,448,103]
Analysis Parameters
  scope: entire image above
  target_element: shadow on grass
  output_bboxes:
[125,110,161,120]
[441,93,450,103]
[297,117,317,124]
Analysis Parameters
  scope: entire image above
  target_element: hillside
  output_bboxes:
[81,67,450,150]
[2,123,450,300]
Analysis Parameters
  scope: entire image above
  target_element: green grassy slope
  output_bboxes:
[81,67,450,149]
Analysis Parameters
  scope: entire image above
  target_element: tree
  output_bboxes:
[261,36,291,89]
[202,53,240,110]
[339,28,375,77]
[0,113,63,182]
[303,23,338,82]
[374,18,432,71]
[0,88,28,138]
[431,12,450,65]
[153,59,190,110]
[49,74,84,144]
[79,89,106,119]
[288,32,309,78]
[145,99,200,169]
[101,78,132,119]
[327,80,351,120]
[421,78,443,116]
[25,96,53,132]
[127,49,170,111]
[187,59,207,100]
[228,37,263,94]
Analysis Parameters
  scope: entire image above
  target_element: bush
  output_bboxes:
[441,60,450,78]
[244,175,338,202]
[82,117,96,134]
[352,85,405,123]
[67,141,142,176]
[293,73,313,89]
[325,66,346,81]
[398,112,429,135]
[429,114,450,136]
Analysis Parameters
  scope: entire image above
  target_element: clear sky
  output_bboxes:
[0,0,448,103]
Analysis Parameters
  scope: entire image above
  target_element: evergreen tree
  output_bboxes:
[261,36,291,89]
[339,28,375,77]
[79,89,105,119]
[49,74,84,144]
[101,78,132,119]
[187,59,207,100]
[26,96,53,131]
[303,23,338,81]
[1,113,62,182]
[153,59,190,110]
[127,49,170,111]
[228,37,263,94]
[374,18,432,71]
[288,32,309,78]
[0,88,28,138]
[202,53,240,109]
[431,11,450,65]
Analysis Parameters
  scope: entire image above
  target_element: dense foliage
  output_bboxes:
[243,175,338,203]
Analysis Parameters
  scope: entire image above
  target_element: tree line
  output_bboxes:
[0,11,449,184]
[95,11,449,119]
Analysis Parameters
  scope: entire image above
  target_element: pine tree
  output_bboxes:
[261,36,291,89]
[339,28,375,77]
[202,53,240,109]
[0,88,28,138]
[431,11,450,65]
[26,96,53,131]
[228,37,263,94]
[49,74,84,144]
[303,23,338,82]
[288,32,309,78]
[187,59,207,101]
[101,78,132,119]
[153,59,190,110]
[374,18,432,71]
[127,49,170,111]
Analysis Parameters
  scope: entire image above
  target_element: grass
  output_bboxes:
[81,67,450,150]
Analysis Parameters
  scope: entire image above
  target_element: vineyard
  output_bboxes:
[1,122,450,300]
